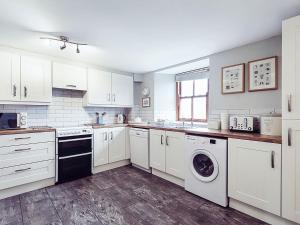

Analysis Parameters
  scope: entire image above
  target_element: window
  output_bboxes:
[176,79,209,122]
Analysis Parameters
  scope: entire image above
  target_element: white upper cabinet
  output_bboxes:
[228,139,282,216]
[111,73,133,107]
[84,68,112,106]
[84,70,133,107]
[0,52,20,102]
[282,15,300,120]
[52,62,87,91]
[20,56,52,103]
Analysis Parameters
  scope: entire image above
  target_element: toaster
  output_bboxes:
[229,116,260,133]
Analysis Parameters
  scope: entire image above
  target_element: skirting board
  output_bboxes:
[0,178,55,200]
[132,163,152,173]
[229,199,298,225]
[92,159,130,174]
[152,168,184,187]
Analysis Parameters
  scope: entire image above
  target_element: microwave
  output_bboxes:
[0,113,28,129]
[229,116,260,133]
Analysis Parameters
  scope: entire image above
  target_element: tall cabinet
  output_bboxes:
[282,15,300,224]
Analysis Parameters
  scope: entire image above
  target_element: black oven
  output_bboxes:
[56,134,92,184]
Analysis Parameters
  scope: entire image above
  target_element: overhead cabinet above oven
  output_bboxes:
[83,68,133,107]
[52,62,88,91]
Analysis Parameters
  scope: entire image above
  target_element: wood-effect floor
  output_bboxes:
[0,165,268,225]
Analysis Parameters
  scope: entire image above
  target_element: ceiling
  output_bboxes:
[0,0,300,74]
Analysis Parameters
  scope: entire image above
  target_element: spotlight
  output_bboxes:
[60,42,66,50]
[76,44,80,53]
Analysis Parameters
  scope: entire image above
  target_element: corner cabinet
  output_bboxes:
[52,62,87,91]
[93,127,126,167]
[228,138,282,216]
[0,51,52,105]
[84,69,133,107]
[150,129,184,179]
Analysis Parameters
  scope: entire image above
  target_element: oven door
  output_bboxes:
[56,135,92,183]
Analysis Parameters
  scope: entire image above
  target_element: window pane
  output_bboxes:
[194,79,208,96]
[193,97,207,120]
[181,80,193,97]
[180,98,191,119]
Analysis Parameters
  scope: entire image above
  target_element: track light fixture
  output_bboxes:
[41,36,87,53]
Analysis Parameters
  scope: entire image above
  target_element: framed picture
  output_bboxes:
[142,97,151,107]
[222,63,245,94]
[248,56,278,92]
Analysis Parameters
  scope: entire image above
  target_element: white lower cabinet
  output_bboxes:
[0,132,55,193]
[150,129,184,179]
[93,127,126,167]
[282,120,300,223]
[228,138,282,216]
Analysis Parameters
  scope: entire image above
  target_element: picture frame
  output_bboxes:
[222,63,245,94]
[142,97,151,107]
[248,56,278,92]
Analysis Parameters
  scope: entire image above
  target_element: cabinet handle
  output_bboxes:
[14,148,31,152]
[160,135,164,145]
[166,136,169,146]
[288,128,292,147]
[110,131,113,140]
[14,137,31,140]
[66,84,77,88]
[271,151,275,168]
[24,86,28,98]
[104,132,108,141]
[288,94,292,112]
[13,85,17,97]
[112,94,116,102]
[15,167,31,173]
[107,93,111,102]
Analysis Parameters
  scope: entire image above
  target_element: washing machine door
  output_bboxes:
[190,150,219,183]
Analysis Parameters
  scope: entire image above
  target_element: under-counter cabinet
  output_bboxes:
[93,127,126,167]
[0,132,55,199]
[52,62,87,91]
[0,51,52,104]
[228,138,281,216]
[84,68,133,107]
[150,129,184,179]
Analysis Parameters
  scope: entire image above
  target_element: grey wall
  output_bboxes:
[208,36,282,118]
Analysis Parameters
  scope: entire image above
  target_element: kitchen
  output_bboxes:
[0,1,300,225]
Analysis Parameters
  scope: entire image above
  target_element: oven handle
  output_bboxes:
[58,137,92,143]
[58,152,92,159]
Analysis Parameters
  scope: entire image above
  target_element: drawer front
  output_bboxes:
[0,142,55,169]
[0,160,55,190]
[0,132,55,147]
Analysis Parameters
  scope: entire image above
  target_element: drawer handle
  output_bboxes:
[14,148,31,152]
[14,137,31,140]
[15,167,31,173]
[271,151,275,168]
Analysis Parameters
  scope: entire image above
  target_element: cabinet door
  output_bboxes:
[0,51,20,101]
[53,62,87,91]
[228,138,281,216]
[150,129,166,172]
[111,73,133,106]
[93,128,109,167]
[282,120,300,223]
[20,56,52,103]
[108,127,126,163]
[282,16,300,119]
[85,68,112,105]
[165,131,184,179]
[125,127,131,159]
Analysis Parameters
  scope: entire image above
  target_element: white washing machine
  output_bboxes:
[185,135,228,207]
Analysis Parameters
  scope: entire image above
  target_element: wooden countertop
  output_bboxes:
[0,127,56,135]
[129,124,282,144]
